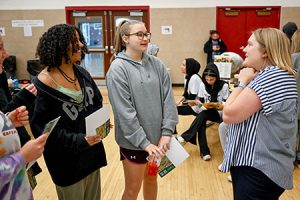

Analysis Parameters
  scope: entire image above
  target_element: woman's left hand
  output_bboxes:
[158,136,172,155]
[8,106,29,127]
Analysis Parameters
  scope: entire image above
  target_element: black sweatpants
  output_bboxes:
[181,109,221,156]
[230,166,284,200]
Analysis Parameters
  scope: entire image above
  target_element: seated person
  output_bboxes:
[176,58,204,116]
[177,63,229,161]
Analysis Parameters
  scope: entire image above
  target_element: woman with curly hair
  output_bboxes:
[30,24,107,200]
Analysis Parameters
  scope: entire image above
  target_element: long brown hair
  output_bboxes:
[110,20,144,63]
[253,28,295,75]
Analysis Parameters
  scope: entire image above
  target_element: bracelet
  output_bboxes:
[237,82,247,89]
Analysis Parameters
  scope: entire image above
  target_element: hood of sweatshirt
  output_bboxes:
[115,50,151,67]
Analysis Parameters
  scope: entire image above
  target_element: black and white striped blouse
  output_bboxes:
[222,66,298,189]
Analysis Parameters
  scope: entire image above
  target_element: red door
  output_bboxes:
[217,7,280,58]
[65,6,150,79]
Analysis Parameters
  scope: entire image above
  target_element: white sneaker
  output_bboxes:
[227,175,232,182]
[218,163,222,171]
[202,154,211,161]
[176,135,185,143]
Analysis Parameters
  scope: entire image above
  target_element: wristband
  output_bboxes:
[237,82,247,89]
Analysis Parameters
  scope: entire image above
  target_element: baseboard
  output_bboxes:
[172,83,184,87]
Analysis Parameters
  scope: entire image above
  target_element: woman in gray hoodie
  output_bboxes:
[106,20,178,200]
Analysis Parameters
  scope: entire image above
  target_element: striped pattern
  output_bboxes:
[222,66,298,189]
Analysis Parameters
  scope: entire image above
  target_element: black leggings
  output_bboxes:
[181,109,221,156]
[230,166,284,200]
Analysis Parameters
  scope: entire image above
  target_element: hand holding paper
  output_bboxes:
[85,105,110,138]
[158,137,189,177]
[26,116,60,171]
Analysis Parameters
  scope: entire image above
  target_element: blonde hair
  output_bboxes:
[253,28,294,75]
[291,29,300,53]
[110,20,144,62]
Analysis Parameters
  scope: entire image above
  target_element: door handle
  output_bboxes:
[105,46,109,54]
[110,46,115,54]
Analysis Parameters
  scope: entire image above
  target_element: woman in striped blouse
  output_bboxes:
[222,28,298,199]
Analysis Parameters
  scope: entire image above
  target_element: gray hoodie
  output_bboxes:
[106,51,178,150]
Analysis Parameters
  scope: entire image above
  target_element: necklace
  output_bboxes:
[57,67,77,86]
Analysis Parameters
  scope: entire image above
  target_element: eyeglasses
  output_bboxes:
[126,31,151,40]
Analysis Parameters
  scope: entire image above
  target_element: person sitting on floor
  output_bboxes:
[177,63,229,161]
[176,58,205,116]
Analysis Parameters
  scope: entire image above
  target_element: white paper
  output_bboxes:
[26,160,36,171]
[43,116,61,135]
[12,20,44,27]
[161,25,172,35]
[85,104,110,136]
[165,137,189,167]
[24,26,32,37]
[215,62,232,79]
[0,27,5,36]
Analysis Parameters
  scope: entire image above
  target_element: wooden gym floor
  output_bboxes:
[32,87,300,200]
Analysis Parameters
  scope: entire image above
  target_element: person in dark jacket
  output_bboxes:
[31,24,107,200]
[203,30,227,64]
[282,21,298,41]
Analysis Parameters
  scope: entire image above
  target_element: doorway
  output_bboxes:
[216,6,281,58]
[66,6,150,79]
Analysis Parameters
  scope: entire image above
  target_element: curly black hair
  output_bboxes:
[36,24,88,71]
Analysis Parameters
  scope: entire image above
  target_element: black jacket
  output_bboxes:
[30,65,107,186]
[203,39,227,64]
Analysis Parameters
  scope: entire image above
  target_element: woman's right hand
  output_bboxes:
[145,144,164,158]
[19,134,48,164]
[8,106,29,128]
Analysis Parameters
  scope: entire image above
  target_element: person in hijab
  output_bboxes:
[177,63,229,161]
[176,58,204,116]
